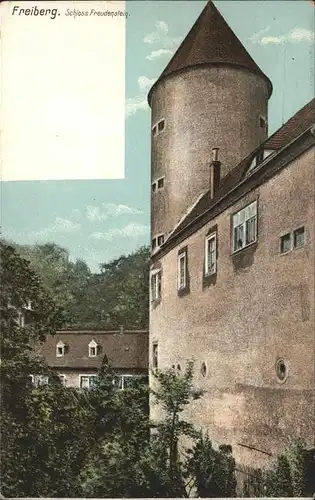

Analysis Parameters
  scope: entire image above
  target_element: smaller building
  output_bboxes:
[37,328,149,389]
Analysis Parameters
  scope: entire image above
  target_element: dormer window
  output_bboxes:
[56,341,65,357]
[259,116,267,128]
[88,340,98,357]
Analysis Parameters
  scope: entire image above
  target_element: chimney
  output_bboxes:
[210,148,221,199]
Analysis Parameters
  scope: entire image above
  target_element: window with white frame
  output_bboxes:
[113,374,143,390]
[31,375,49,387]
[151,270,161,301]
[56,340,65,357]
[88,340,98,357]
[79,374,98,389]
[205,233,217,275]
[177,252,187,290]
[232,201,257,253]
[59,374,67,386]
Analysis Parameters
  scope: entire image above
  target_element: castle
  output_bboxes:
[148,0,315,476]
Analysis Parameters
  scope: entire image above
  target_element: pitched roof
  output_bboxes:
[164,98,315,242]
[37,330,149,371]
[148,0,272,103]
[265,98,315,150]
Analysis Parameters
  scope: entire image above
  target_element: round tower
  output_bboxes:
[149,1,272,245]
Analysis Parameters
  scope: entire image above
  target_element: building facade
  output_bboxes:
[149,0,315,474]
[37,328,148,389]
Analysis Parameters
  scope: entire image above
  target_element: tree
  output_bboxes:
[0,242,63,496]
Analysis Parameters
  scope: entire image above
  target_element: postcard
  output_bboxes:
[0,0,314,498]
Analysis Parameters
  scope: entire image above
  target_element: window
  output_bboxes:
[113,374,144,390]
[275,358,288,383]
[158,119,165,132]
[201,362,207,377]
[59,374,67,386]
[80,374,98,389]
[152,177,164,192]
[31,375,49,387]
[177,252,186,290]
[280,233,291,254]
[152,119,165,137]
[151,271,161,301]
[152,343,158,369]
[205,233,217,275]
[255,150,264,166]
[151,238,157,251]
[88,340,98,357]
[232,201,257,253]
[293,227,305,249]
[157,234,164,246]
[56,340,65,357]
[259,116,267,128]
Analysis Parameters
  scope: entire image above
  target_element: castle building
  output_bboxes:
[149,0,315,475]
[36,329,148,389]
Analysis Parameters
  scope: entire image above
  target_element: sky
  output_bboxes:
[1,0,314,272]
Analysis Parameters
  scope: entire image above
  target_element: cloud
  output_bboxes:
[90,223,149,242]
[143,21,169,44]
[138,76,156,92]
[125,76,156,117]
[146,48,174,61]
[86,203,143,221]
[31,217,81,238]
[143,20,182,61]
[125,22,182,118]
[250,26,315,45]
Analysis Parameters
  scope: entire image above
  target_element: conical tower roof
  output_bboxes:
[148,1,272,103]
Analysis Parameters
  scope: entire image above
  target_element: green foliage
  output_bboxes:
[242,439,310,498]
[8,240,150,330]
[185,433,236,497]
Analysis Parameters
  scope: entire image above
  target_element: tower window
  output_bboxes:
[275,358,288,383]
[280,233,291,254]
[157,177,164,189]
[177,252,187,290]
[151,271,161,302]
[151,238,157,251]
[205,233,217,275]
[232,201,257,253]
[201,362,207,377]
[152,119,165,137]
[152,182,157,193]
[293,227,305,249]
[152,343,158,369]
[158,119,165,132]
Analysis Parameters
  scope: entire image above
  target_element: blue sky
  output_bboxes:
[1,0,314,271]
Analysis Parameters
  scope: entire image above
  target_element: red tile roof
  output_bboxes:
[265,98,315,150]
[37,330,149,371]
[148,0,272,103]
